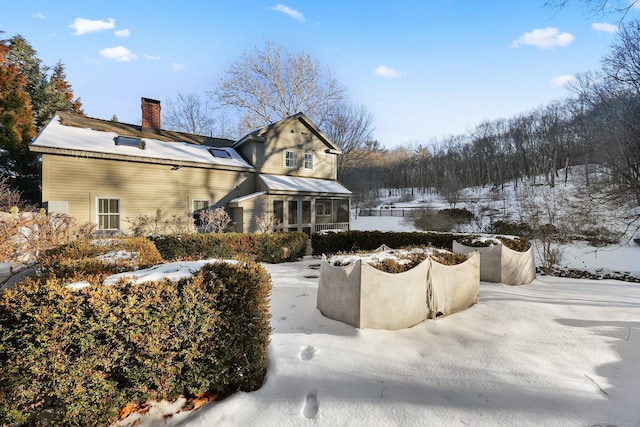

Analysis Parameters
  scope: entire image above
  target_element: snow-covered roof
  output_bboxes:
[259,174,351,195]
[229,191,268,205]
[30,115,252,169]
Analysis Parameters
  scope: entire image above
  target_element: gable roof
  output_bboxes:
[30,114,252,170]
[233,112,342,154]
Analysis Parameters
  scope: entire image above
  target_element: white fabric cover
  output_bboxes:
[452,240,536,286]
[317,253,481,329]
[501,245,537,286]
[317,256,429,330]
[428,252,480,318]
[452,241,502,283]
[317,255,362,328]
[359,259,430,330]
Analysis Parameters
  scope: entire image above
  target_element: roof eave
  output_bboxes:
[232,133,268,149]
[266,189,352,197]
[30,146,255,172]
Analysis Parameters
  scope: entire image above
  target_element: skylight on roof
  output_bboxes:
[209,148,231,158]
[114,136,145,149]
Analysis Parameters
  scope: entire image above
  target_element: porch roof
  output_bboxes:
[259,174,352,196]
[228,191,268,207]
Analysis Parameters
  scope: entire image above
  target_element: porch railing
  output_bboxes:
[314,222,350,234]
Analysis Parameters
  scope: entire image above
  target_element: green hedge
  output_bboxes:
[311,230,462,255]
[0,261,271,426]
[37,236,165,283]
[150,232,308,263]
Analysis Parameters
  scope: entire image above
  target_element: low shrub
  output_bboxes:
[0,261,272,426]
[483,220,533,238]
[457,234,531,252]
[440,208,474,221]
[409,207,475,232]
[328,247,469,273]
[574,226,620,247]
[311,230,461,256]
[36,237,164,283]
[150,232,308,263]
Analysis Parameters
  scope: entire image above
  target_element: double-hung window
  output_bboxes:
[304,153,313,170]
[97,198,120,230]
[284,150,295,168]
[193,200,209,229]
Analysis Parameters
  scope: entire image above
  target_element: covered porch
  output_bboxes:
[228,174,352,235]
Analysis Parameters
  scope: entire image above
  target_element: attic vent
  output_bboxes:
[209,148,231,158]
[114,136,145,149]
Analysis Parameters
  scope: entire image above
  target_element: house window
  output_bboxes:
[316,199,332,217]
[304,153,313,170]
[193,200,209,228]
[97,198,120,230]
[284,150,295,168]
[273,200,284,224]
[288,200,298,225]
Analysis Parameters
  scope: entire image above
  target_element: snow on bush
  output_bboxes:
[327,247,468,273]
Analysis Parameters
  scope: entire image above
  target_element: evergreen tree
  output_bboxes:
[5,35,49,130]
[38,61,84,128]
[0,41,36,200]
[1,34,84,205]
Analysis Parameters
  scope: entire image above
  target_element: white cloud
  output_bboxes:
[144,54,160,61]
[70,17,115,35]
[33,12,45,19]
[270,4,305,22]
[633,1,640,9]
[99,46,137,62]
[375,65,401,78]
[172,63,185,71]
[511,27,575,49]
[551,75,577,86]
[592,22,618,33]
[114,29,130,38]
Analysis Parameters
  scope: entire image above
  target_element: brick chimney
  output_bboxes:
[141,97,161,133]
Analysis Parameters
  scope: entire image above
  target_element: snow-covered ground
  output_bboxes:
[5,168,639,426]
[113,255,640,427]
[108,209,640,427]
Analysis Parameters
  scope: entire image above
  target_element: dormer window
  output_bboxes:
[284,150,295,168]
[114,136,145,149]
[209,148,231,158]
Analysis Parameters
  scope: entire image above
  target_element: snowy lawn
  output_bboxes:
[115,255,640,427]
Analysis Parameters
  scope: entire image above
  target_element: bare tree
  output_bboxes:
[0,173,32,211]
[163,92,235,138]
[210,40,346,129]
[200,207,234,233]
[255,212,281,234]
[323,102,374,181]
[544,0,639,18]
[602,19,640,97]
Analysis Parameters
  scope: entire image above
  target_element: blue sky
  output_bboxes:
[3,1,638,147]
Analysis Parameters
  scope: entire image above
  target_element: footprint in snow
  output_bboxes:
[303,390,319,419]
[300,345,315,361]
